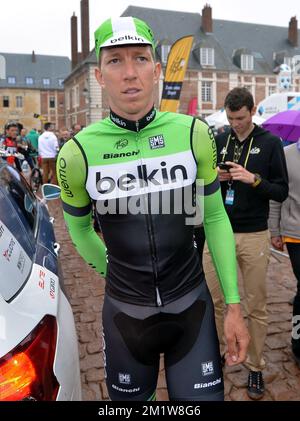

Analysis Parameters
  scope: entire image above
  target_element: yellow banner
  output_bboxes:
[160,35,194,113]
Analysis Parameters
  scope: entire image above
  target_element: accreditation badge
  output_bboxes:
[225,188,235,206]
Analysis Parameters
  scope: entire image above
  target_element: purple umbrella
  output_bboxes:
[262,110,300,141]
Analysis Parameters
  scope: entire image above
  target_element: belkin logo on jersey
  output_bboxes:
[95,161,188,194]
[149,134,165,150]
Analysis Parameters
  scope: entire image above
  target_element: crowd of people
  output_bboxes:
[0,122,82,184]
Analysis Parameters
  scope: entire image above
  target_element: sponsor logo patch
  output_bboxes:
[119,373,131,385]
[250,147,261,154]
[149,134,165,150]
[115,139,128,149]
[201,361,214,376]
[3,238,15,261]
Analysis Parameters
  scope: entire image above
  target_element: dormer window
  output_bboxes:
[200,48,215,66]
[8,76,16,84]
[241,54,253,71]
[25,77,34,85]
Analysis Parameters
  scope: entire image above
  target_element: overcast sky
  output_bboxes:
[0,0,299,57]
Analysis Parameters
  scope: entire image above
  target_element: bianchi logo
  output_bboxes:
[115,139,128,149]
[194,378,221,389]
[103,150,139,160]
[112,384,140,393]
[149,134,165,150]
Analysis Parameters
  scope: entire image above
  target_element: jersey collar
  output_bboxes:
[110,107,156,132]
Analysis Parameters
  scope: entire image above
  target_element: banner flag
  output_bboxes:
[160,35,194,112]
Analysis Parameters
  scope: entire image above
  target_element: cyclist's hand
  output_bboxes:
[224,303,250,366]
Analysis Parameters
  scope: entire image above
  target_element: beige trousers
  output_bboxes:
[42,158,57,185]
[203,230,270,371]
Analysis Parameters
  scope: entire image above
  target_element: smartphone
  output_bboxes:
[217,162,232,171]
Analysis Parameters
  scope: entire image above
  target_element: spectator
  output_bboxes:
[203,87,288,399]
[72,123,81,136]
[17,128,35,170]
[26,128,39,165]
[2,122,22,172]
[269,139,300,366]
[38,122,58,184]
[58,127,71,150]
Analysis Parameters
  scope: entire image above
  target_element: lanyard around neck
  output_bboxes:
[221,134,254,170]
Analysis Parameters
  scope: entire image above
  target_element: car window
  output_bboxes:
[0,165,36,301]
[0,166,37,233]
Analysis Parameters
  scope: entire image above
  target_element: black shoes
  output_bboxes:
[247,370,264,400]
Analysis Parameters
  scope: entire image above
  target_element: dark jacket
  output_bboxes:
[215,125,288,233]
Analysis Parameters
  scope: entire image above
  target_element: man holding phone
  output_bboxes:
[204,87,288,399]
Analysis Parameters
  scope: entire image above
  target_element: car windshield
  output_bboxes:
[0,165,36,301]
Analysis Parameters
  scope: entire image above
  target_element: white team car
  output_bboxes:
[0,160,81,400]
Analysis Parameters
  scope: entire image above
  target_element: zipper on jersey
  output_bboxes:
[135,121,162,307]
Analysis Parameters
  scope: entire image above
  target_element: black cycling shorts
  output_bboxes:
[102,281,224,401]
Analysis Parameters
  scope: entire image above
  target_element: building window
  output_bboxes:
[75,86,80,107]
[66,90,70,110]
[16,96,23,108]
[25,77,34,85]
[8,76,16,84]
[58,79,64,87]
[43,78,50,86]
[49,96,55,108]
[268,85,277,96]
[241,54,254,71]
[200,48,215,66]
[3,96,9,107]
[161,45,171,64]
[202,81,213,102]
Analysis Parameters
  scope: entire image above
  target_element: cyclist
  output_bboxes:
[57,16,249,401]
[2,122,22,172]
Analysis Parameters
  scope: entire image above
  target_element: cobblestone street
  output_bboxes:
[48,201,300,401]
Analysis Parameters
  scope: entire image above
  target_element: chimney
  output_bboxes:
[81,0,90,60]
[202,4,213,33]
[288,16,298,47]
[32,50,36,63]
[71,12,78,69]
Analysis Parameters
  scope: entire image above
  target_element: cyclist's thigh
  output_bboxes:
[165,283,224,401]
[102,294,159,401]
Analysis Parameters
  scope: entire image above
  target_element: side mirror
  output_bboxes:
[42,184,61,201]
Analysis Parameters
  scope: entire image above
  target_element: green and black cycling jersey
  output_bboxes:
[57,107,239,306]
